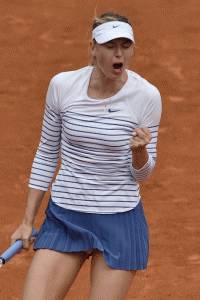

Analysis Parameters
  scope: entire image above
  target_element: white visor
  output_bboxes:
[92,21,135,44]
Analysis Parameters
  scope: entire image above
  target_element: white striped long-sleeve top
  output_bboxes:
[29,66,162,214]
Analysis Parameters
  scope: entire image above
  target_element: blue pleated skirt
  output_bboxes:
[34,197,149,270]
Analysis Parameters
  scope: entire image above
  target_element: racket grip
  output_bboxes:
[0,228,37,265]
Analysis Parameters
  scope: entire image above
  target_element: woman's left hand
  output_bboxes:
[130,126,152,152]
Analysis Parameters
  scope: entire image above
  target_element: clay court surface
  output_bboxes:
[0,0,200,299]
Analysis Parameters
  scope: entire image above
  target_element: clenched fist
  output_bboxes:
[130,126,152,152]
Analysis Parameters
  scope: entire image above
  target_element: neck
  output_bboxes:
[89,65,128,98]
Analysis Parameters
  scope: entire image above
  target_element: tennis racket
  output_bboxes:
[0,228,37,268]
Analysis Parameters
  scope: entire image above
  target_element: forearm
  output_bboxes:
[22,188,45,226]
[131,146,149,170]
[129,127,155,181]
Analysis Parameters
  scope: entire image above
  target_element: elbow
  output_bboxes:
[36,149,60,165]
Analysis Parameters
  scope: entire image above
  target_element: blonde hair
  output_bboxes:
[90,12,133,66]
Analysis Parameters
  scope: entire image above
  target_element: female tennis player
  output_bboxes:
[11,12,162,300]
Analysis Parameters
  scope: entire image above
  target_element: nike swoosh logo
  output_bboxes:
[113,25,120,28]
[108,109,120,113]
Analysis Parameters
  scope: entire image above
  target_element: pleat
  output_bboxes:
[34,197,149,271]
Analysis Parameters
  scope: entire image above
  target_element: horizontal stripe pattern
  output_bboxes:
[29,103,62,191]
[29,67,162,213]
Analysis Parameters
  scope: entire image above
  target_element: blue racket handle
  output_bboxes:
[0,228,37,265]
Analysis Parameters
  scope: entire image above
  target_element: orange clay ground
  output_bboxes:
[0,0,200,299]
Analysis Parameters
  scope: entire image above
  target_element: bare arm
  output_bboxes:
[23,188,45,226]
[130,126,152,170]
[10,188,45,249]
[131,146,149,170]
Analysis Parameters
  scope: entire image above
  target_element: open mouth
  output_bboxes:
[113,63,123,71]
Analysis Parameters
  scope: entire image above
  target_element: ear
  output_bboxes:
[90,40,97,57]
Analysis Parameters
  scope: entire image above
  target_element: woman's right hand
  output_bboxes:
[10,223,36,251]
[10,188,44,251]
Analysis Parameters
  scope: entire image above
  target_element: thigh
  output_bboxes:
[22,249,87,300]
[89,250,136,300]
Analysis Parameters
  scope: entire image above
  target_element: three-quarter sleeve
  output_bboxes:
[29,77,62,191]
[130,87,162,182]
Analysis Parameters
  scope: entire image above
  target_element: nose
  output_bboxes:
[115,45,123,57]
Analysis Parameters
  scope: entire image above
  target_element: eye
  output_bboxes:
[122,43,132,49]
[106,44,114,49]
[121,40,132,49]
[122,45,130,49]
